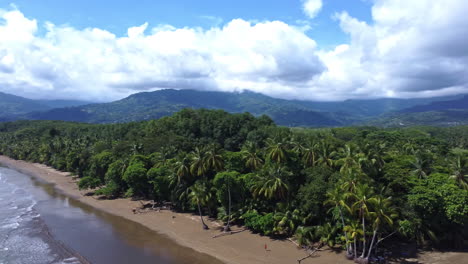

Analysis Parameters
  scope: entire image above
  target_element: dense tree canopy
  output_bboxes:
[0,109,467,262]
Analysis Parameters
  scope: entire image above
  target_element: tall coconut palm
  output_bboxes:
[173,155,191,185]
[366,196,398,259]
[344,221,363,260]
[225,175,232,232]
[411,156,430,179]
[350,184,375,259]
[266,138,289,164]
[361,142,387,174]
[300,139,318,168]
[336,144,367,175]
[190,147,207,177]
[241,142,264,171]
[214,171,239,232]
[316,141,336,168]
[290,136,304,154]
[325,186,352,255]
[251,165,290,200]
[449,154,468,190]
[205,145,224,172]
[187,181,211,230]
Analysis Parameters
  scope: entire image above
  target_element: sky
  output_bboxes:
[0,0,467,102]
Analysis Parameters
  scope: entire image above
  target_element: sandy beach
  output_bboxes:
[0,155,466,264]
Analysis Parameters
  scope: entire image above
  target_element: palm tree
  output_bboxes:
[241,142,264,171]
[344,221,363,260]
[317,223,338,248]
[361,142,386,173]
[273,209,302,236]
[350,184,374,260]
[316,141,336,168]
[205,145,224,172]
[449,154,468,190]
[402,142,416,155]
[294,226,315,246]
[190,147,207,177]
[251,165,290,200]
[266,138,289,163]
[173,155,191,185]
[411,156,430,179]
[187,182,211,230]
[366,196,398,259]
[336,144,367,175]
[214,171,239,232]
[325,186,352,255]
[224,175,232,232]
[299,139,318,168]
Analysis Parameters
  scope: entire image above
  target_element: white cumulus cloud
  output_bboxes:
[303,0,323,19]
[314,0,468,100]
[0,9,324,101]
[1,0,468,102]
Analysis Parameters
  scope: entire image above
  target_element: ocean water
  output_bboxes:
[0,168,81,264]
[0,166,222,264]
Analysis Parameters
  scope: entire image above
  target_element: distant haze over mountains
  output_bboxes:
[1,89,467,127]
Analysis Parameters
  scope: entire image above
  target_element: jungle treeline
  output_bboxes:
[0,109,467,263]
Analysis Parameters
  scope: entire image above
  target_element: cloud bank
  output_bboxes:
[1,0,468,101]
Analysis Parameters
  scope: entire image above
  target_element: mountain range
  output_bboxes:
[1,89,467,127]
[0,92,90,121]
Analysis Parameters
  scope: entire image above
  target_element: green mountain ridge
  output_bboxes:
[366,96,468,127]
[0,91,92,120]
[2,89,468,127]
[0,92,51,118]
[25,89,350,127]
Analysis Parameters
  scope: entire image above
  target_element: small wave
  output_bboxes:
[25,199,37,212]
[1,222,20,229]
[63,257,81,263]
[53,257,82,264]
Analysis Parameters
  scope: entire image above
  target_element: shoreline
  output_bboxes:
[0,156,331,264]
[1,155,466,264]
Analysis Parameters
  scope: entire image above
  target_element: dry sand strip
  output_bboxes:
[1,155,466,264]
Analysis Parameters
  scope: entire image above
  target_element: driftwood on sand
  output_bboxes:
[132,200,173,214]
[297,247,322,263]
[287,238,323,264]
[212,228,247,238]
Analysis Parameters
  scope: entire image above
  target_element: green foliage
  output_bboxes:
[297,167,331,220]
[408,173,468,225]
[1,109,467,251]
[242,211,275,235]
[78,176,102,190]
[123,162,148,197]
[147,166,171,201]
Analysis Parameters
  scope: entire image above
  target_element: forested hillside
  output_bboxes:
[367,110,468,127]
[365,96,468,127]
[2,89,468,127]
[0,91,50,119]
[0,109,467,262]
[401,95,468,113]
[26,89,348,126]
[0,91,91,121]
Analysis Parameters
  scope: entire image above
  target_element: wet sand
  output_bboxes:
[1,155,466,264]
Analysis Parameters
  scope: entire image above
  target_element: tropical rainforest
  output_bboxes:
[0,109,467,263]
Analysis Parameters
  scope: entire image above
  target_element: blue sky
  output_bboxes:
[5,0,372,48]
[1,0,467,101]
